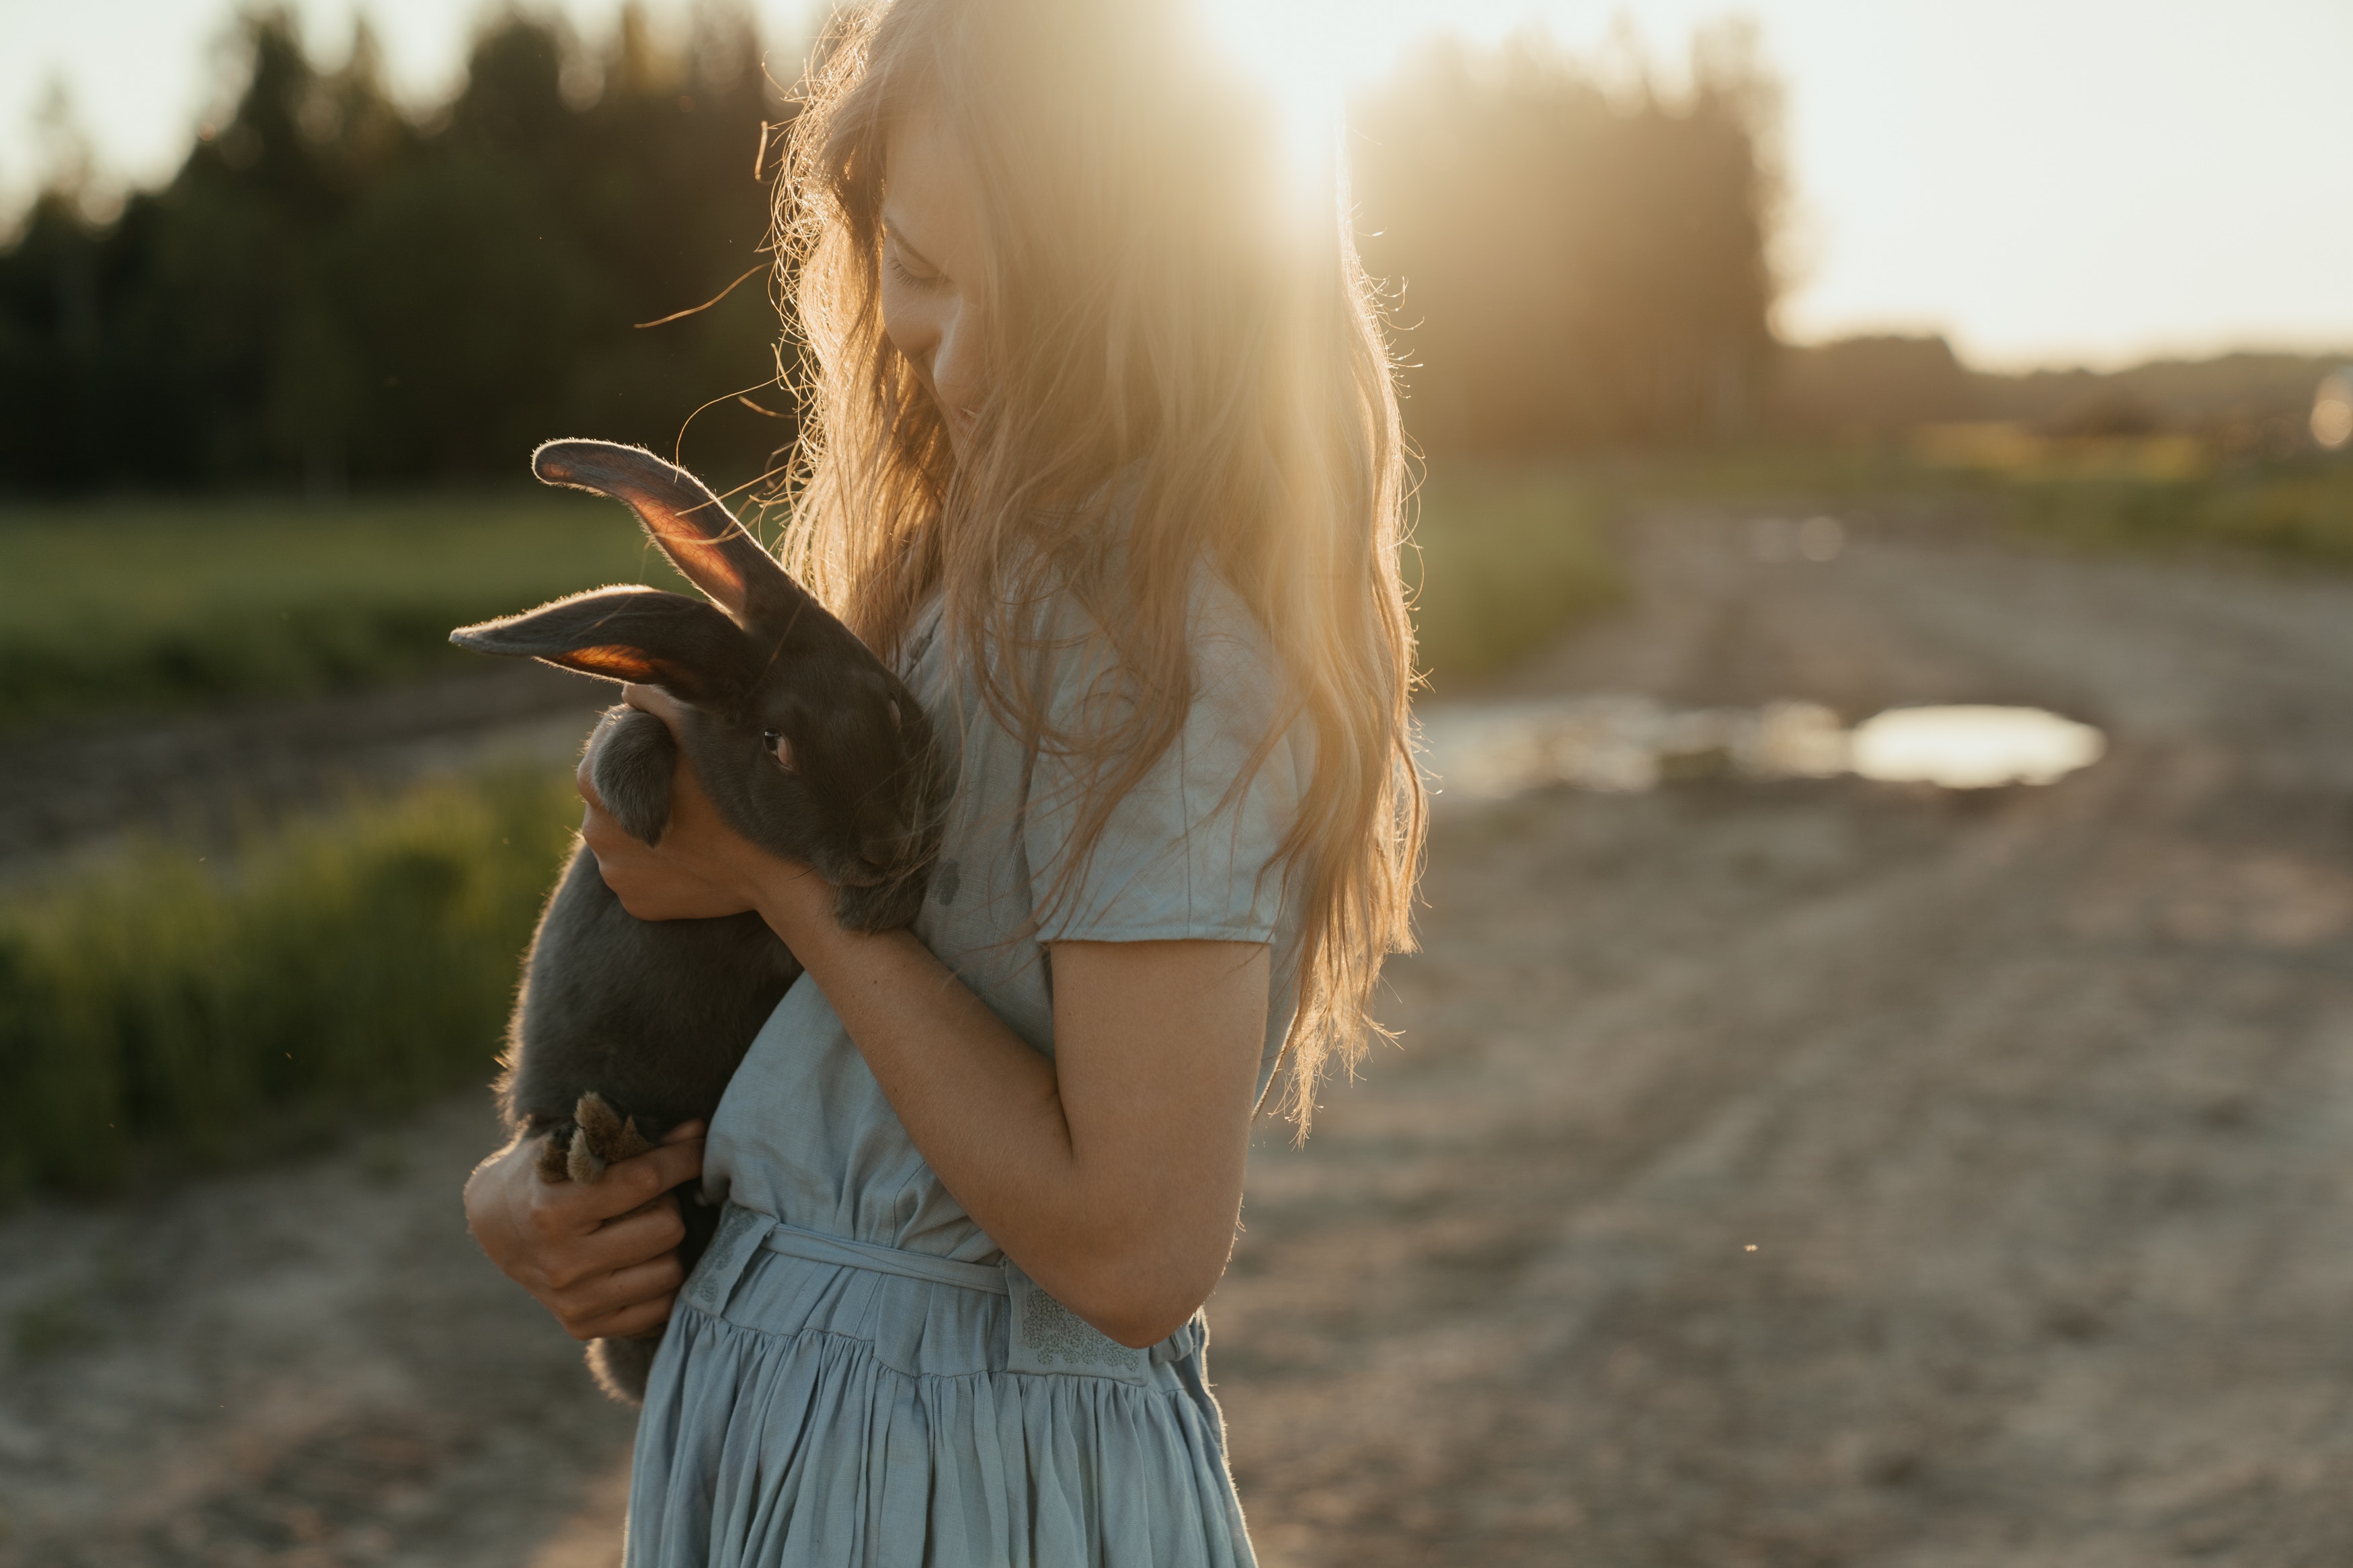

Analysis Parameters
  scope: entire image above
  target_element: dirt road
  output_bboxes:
[1218,509,2353,1565]
[7,508,2352,1565]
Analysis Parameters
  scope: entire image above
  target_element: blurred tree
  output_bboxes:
[1768,334,1983,437]
[0,4,793,493]
[1769,335,2346,453]
[1353,28,1782,452]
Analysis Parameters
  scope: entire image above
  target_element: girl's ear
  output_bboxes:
[451,587,752,706]
[530,440,811,626]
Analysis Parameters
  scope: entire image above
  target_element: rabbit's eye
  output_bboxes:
[761,729,796,772]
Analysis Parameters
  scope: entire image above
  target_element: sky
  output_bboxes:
[5,0,2350,372]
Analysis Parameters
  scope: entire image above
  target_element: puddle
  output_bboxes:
[1419,697,2104,804]
[1847,705,2106,789]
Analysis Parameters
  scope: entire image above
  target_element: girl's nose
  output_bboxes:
[931,302,986,427]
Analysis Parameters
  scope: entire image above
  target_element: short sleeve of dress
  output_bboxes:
[1023,580,1303,946]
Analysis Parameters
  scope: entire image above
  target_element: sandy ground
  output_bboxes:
[7,507,2353,1564]
[0,1098,637,1567]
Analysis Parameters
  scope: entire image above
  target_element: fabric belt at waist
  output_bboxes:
[680,1202,1164,1385]
[758,1219,1009,1296]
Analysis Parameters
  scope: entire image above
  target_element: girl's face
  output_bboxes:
[880,105,989,456]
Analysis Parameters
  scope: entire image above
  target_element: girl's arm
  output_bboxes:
[586,686,1268,1348]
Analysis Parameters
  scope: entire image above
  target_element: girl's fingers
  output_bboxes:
[537,1198,688,1304]
[471,1124,706,1344]
[582,1195,690,1268]
[538,1131,704,1229]
[559,1253,688,1339]
[590,1136,706,1216]
[584,1291,680,1344]
[621,682,684,730]
[579,801,631,860]
[540,1190,681,1272]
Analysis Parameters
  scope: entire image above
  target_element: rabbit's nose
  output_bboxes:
[853,804,919,872]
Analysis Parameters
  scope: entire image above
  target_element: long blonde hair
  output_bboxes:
[768,0,1422,1128]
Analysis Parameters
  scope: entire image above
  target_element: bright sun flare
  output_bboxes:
[1193,0,1417,176]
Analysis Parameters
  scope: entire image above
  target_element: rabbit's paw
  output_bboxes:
[534,1122,577,1184]
[565,1091,655,1184]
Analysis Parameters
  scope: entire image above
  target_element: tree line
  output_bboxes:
[2,6,793,493]
[0,9,1783,493]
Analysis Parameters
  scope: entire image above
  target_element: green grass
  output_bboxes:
[0,771,579,1200]
[1408,464,1624,688]
[1562,442,2353,568]
[8,472,1634,720]
[1995,461,2353,562]
[0,493,690,727]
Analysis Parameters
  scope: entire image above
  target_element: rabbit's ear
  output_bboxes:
[451,587,751,705]
[530,440,806,626]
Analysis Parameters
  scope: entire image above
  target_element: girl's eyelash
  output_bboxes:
[885,251,939,288]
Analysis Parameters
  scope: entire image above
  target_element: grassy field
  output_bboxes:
[1406,464,1624,688]
[1591,442,2353,564]
[0,493,691,727]
[0,772,578,1200]
[1995,461,2353,561]
[5,472,1626,724]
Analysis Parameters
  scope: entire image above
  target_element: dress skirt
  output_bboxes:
[624,1205,1257,1567]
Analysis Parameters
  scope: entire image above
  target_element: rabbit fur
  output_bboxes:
[451,440,948,1405]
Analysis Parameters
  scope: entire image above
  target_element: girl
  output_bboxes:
[465,0,1421,1559]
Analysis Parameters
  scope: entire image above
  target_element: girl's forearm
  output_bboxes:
[781,911,1080,1190]
[750,879,1164,1327]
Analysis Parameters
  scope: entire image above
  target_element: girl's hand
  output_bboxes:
[463,1121,709,1342]
[576,684,836,925]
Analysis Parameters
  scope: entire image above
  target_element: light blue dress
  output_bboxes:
[624,571,1308,1567]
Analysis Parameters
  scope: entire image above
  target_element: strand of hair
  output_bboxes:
[633,263,767,330]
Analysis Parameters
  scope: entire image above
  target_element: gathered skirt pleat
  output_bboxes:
[625,1245,1253,1567]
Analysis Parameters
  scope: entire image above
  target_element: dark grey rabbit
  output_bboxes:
[452,439,948,1405]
